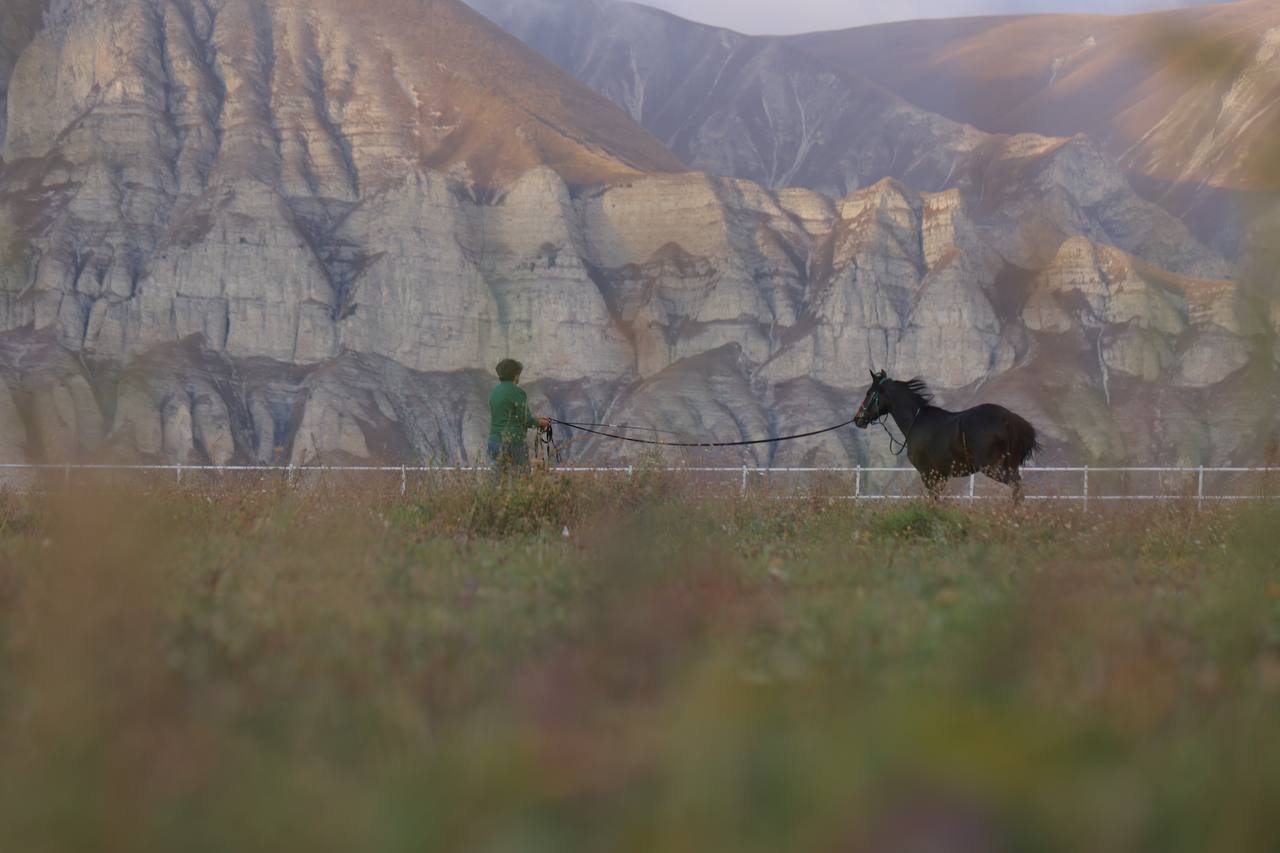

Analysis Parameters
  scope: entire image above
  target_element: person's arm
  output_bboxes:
[518,389,551,430]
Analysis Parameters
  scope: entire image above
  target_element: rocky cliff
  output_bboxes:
[792,0,1280,257]
[468,0,1280,259]
[465,0,998,199]
[0,0,1275,471]
[0,0,45,151]
[793,1,1280,193]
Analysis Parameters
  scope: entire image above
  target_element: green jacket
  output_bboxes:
[488,381,537,444]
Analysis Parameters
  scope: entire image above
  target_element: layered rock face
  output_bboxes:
[0,0,1275,470]
[0,0,44,150]
[791,0,1280,256]
[793,0,1280,194]
[466,0,995,198]
[476,0,993,195]
[468,0,1280,261]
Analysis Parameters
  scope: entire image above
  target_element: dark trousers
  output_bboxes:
[488,438,529,478]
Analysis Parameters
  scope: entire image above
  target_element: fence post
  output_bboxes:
[969,474,976,501]
[1083,466,1089,511]
[741,465,748,495]
[855,465,862,501]
[287,465,296,489]
[176,462,182,485]
[627,465,633,480]
[401,465,407,496]
[1197,465,1204,511]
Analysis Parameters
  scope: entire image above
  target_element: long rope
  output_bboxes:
[878,407,921,457]
[535,424,562,464]
[551,422,688,436]
[881,419,907,456]
[551,417,856,448]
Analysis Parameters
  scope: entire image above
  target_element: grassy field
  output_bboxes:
[0,470,1277,852]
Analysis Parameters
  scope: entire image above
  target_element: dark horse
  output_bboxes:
[854,370,1039,501]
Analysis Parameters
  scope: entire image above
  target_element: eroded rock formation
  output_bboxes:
[0,0,1275,470]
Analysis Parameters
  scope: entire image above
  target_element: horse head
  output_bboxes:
[854,370,890,428]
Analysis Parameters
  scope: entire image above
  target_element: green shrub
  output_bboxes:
[871,503,971,542]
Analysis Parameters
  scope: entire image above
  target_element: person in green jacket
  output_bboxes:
[488,358,551,474]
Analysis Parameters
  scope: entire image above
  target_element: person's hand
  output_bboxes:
[537,417,552,430]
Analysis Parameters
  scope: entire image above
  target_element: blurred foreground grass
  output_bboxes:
[0,472,1277,852]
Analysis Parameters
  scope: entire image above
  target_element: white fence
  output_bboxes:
[2,463,1278,506]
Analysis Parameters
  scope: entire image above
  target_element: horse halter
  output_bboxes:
[881,412,919,457]
[858,373,920,457]
[856,389,882,426]
[863,390,920,457]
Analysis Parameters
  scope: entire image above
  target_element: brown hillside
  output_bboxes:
[384,0,683,184]
[300,0,682,185]
[792,0,1280,191]
[2,0,682,188]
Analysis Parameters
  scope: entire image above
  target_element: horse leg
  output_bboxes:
[984,465,1024,503]
[922,473,945,503]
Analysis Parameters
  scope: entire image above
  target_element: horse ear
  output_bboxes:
[869,369,877,383]
[876,369,887,381]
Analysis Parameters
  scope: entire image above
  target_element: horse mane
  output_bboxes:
[894,377,934,408]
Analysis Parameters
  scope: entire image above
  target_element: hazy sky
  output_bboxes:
[638,0,1231,35]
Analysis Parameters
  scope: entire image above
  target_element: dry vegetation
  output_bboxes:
[0,470,1277,852]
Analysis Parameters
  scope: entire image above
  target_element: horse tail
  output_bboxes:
[1006,412,1040,467]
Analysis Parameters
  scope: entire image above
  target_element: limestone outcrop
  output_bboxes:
[0,0,1275,470]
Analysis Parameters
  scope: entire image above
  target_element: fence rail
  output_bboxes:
[2,463,1278,505]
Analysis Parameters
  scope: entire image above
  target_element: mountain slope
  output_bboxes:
[0,0,682,366]
[0,0,44,151]
[0,0,1273,470]
[3,0,681,189]
[464,0,1252,259]
[470,0,1278,259]
[791,0,1280,193]
[465,0,996,198]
